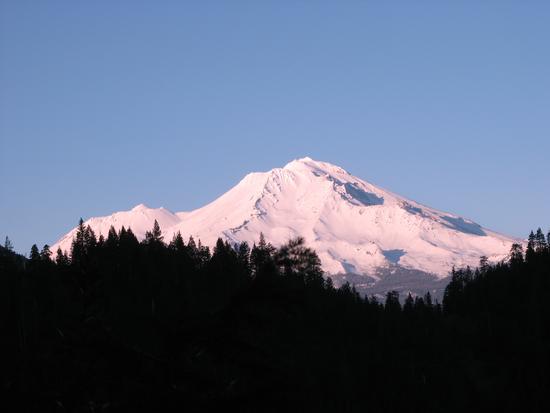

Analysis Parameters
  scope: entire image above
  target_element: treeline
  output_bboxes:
[1,222,549,412]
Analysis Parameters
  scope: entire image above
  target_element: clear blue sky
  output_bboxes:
[1,1,549,254]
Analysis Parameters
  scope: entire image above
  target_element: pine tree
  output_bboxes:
[169,231,185,252]
[196,240,211,267]
[479,255,489,273]
[145,220,163,245]
[106,225,119,248]
[186,235,198,263]
[71,218,87,266]
[384,291,401,313]
[55,248,70,266]
[424,291,433,308]
[443,267,459,313]
[40,244,52,261]
[534,228,547,252]
[259,232,267,248]
[4,236,13,251]
[84,225,97,249]
[526,231,536,263]
[209,239,240,287]
[274,237,322,284]
[237,241,251,277]
[403,293,414,313]
[123,227,139,246]
[213,238,227,257]
[509,243,524,266]
[250,233,276,278]
[29,244,40,261]
[76,218,86,244]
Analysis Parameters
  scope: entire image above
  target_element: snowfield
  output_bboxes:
[52,157,517,295]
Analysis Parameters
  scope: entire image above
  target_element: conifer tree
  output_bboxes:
[196,240,211,267]
[145,220,163,245]
[29,244,40,261]
[186,236,198,263]
[237,241,251,277]
[479,255,489,273]
[106,225,119,248]
[212,238,229,261]
[71,218,87,266]
[210,239,240,283]
[384,291,401,313]
[535,228,547,252]
[424,291,433,308]
[123,227,139,246]
[187,236,197,251]
[443,267,459,313]
[40,244,52,261]
[84,225,97,249]
[250,233,276,278]
[275,237,323,283]
[169,231,185,252]
[403,293,414,313]
[4,236,13,252]
[119,226,127,238]
[509,243,524,266]
[526,231,536,263]
[55,248,69,266]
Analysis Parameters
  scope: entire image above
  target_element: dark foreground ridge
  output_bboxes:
[1,222,549,412]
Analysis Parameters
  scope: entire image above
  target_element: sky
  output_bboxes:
[1,1,549,254]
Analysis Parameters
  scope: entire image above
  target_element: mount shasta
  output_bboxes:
[52,157,516,296]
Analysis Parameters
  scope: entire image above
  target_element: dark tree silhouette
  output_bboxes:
[144,219,164,244]
[40,244,51,261]
[535,227,548,252]
[29,244,40,261]
[509,242,524,266]
[4,236,14,251]
[2,223,549,413]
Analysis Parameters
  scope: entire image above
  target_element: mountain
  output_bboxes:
[51,157,516,296]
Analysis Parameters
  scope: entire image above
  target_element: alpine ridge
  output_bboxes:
[51,157,516,296]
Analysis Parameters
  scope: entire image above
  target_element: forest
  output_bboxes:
[1,221,549,412]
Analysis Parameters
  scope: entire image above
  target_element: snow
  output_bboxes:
[51,157,517,280]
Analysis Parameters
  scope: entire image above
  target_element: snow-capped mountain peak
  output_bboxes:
[131,203,150,211]
[284,156,350,175]
[51,157,516,295]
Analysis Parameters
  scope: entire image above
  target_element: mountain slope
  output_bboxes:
[51,157,516,293]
